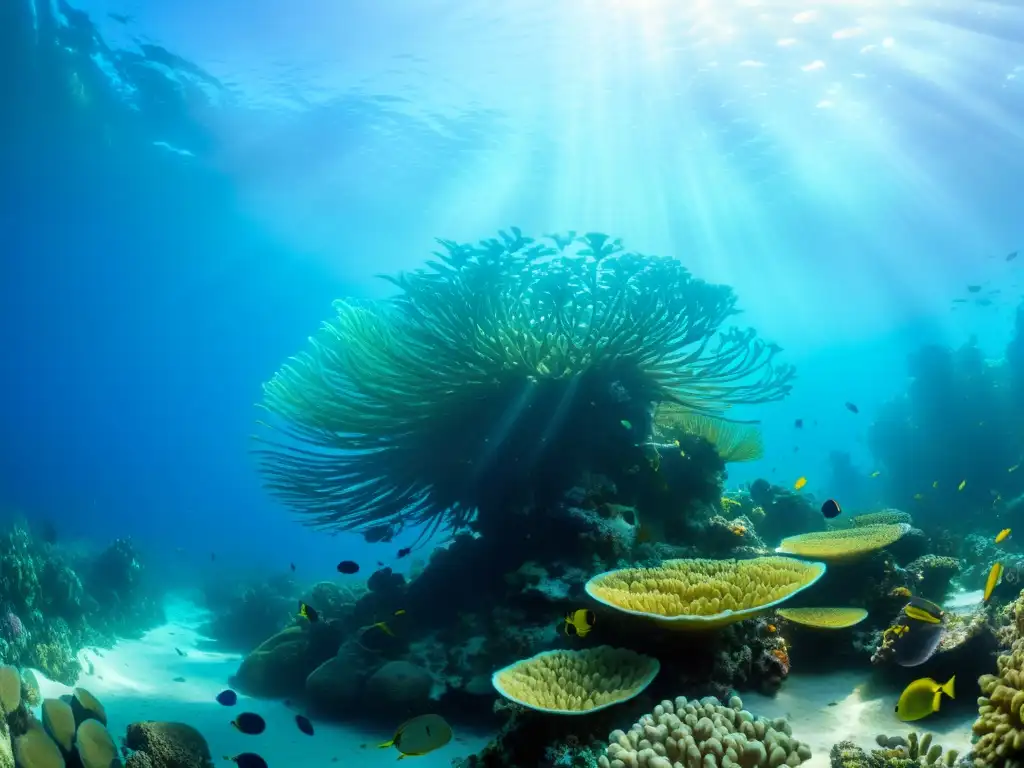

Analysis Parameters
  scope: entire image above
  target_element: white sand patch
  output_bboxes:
[29,597,489,767]
[743,671,975,768]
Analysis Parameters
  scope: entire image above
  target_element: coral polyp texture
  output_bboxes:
[775,524,911,562]
[777,607,869,629]
[972,637,1024,768]
[254,228,794,536]
[585,557,826,629]
[598,693,811,768]
[850,510,912,528]
[491,646,660,715]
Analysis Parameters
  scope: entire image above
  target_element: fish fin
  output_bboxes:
[378,740,395,749]
[932,689,942,712]
[942,674,956,699]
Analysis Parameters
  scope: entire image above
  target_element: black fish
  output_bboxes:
[397,547,412,558]
[844,402,859,414]
[892,619,944,667]
[211,552,216,561]
[295,714,315,736]
[173,676,185,682]
[976,298,993,306]
[298,602,319,623]
[290,562,296,572]
[967,285,982,292]
[175,648,186,657]
[337,560,359,574]
[821,499,842,519]
[231,712,266,735]
[226,754,269,768]
[216,689,238,706]
[794,418,803,429]
[952,298,967,303]
[1008,251,1018,262]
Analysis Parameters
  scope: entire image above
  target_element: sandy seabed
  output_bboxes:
[29,597,977,768]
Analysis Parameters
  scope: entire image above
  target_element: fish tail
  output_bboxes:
[378,740,395,749]
[942,674,956,699]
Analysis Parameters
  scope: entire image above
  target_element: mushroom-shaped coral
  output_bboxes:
[491,646,659,715]
[972,637,1024,768]
[598,693,811,768]
[76,719,121,768]
[776,524,910,562]
[777,608,868,629]
[851,510,912,527]
[42,698,76,752]
[0,664,21,714]
[585,557,826,629]
[14,728,65,768]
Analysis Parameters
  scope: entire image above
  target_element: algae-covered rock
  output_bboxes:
[305,653,362,715]
[365,661,432,709]
[124,721,213,768]
[232,626,311,698]
[0,717,14,768]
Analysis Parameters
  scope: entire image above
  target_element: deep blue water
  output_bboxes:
[2,0,1023,577]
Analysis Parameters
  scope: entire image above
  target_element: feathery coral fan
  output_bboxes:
[255,229,794,537]
[654,403,765,463]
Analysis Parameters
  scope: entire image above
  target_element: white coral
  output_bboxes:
[597,694,811,768]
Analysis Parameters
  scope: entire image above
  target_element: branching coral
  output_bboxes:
[254,228,794,536]
[874,732,959,767]
[972,637,1024,767]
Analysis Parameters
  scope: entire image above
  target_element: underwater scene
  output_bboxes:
[2,0,1024,767]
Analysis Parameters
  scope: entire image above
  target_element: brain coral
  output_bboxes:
[585,557,826,629]
[972,637,1024,768]
[777,608,868,629]
[598,693,811,768]
[492,646,660,714]
[775,524,910,562]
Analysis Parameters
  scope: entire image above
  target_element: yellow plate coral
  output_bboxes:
[491,646,659,715]
[776,523,910,562]
[584,556,826,629]
[777,607,869,629]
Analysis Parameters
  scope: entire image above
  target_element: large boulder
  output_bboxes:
[231,626,311,698]
[365,661,433,711]
[123,721,212,768]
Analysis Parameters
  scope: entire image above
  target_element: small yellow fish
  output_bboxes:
[890,587,911,598]
[983,562,1003,603]
[369,621,395,637]
[1010,464,1019,473]
[721,497,742,508]
[913,493,925,501]
[895,675,955,722]
[394,609,407,616]
[672,439,680,447]
[620,420,632,430]
[564,609,596,638]
[932,481,938,489]
[379,714,453,759]
[870,471,881,478]
[995,528,1012,544]
[793,476,807,491]
[958,480,966,491]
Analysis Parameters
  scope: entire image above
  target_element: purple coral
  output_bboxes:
[2,610,25,642]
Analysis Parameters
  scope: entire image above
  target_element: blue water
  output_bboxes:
[1,0,1023,763]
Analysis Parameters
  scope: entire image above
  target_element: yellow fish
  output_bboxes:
[996,528,1012,544]
[564,609,596,638]
[721,497,742,508]
[870,471,881,478]
[913,493,925,501]
[958,480,966,491]
[895,675,955,722]
[298,602,319,623]
[379,714,453,759]
[904,604,942,624]
[932,481,938,489]
[983,562,1003,603]
[1010,464,1019,473]
[793,476,807,491]
[620,420,632,430]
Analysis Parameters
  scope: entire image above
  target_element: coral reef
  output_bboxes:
[598,694,811,768]
[585,558,826,629]
[830,732,959,768]
[0,524,164,684]
[972,636,1024,768]
[492,647,660,714]
[776,524,911,561]
[776,608,868,629]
